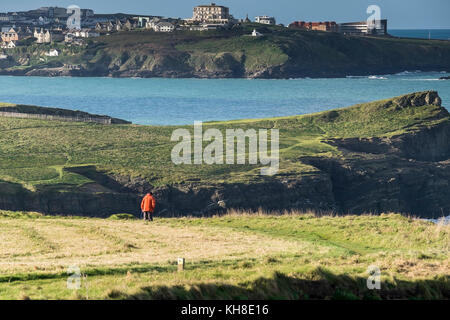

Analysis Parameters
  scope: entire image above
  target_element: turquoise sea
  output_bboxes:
[0,71,449,125]
[389,29,450,40]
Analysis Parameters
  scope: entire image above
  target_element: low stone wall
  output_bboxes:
[0,111,113,124]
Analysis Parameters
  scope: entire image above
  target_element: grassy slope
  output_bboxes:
[0,210,448,299]
[3,42,86,69]
[177,25,450,74]
[0,92,447,190]
[82,27,450,75]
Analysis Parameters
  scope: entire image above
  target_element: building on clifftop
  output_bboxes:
[289,21,338,32]
[186,3,236,26]
[255,16,276,25]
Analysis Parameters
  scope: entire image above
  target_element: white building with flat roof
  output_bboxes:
[338,20,387,36]
[255,16,276,25]
[154,22,175,32]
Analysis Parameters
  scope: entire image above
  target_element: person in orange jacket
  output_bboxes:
[141,192,156,221]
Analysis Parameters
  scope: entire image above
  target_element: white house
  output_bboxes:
[1,41,16,48]
[134,16,151,28]
[34,28,52,43]
[154,22,175,32]
[38,16,51,25]
[65,33,74,43]
[44,49,59,57]
[251,29,263,37]
[255,16,276,25]
[146,18,161,29]
[74,29,100,38]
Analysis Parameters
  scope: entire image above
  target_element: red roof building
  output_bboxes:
[289,21,338,32]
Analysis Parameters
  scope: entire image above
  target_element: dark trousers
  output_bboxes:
[143,211,153,221]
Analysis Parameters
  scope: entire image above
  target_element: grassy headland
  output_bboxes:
[0,91,449,217]
[0,91,446,187]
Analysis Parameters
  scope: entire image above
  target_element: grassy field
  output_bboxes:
[0,210,448,300]
[0,92,447,190]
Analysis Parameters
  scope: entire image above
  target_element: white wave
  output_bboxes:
[424,216,450,225]
[400,78,440,81]
[395,70,423,75]
[368,75,387,80]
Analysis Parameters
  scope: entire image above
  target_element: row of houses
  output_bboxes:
[1,27,65,44]
[95,18,177,33]
[95,19,139,32]
[0,26,100,49]
[0,7,95,34]
[289,19,388,36]
[1,3,390,46]
[95,4,277,33]
[0,3,278,30]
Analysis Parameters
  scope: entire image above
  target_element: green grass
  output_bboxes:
[160,213,449,255]
[0,210,448,300]
[0,91,447,190]
[177,36,289,72]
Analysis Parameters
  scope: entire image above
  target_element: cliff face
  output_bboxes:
[302,92,450,216]
[1,28,450,78]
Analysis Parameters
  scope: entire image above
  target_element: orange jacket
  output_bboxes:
[141,193,156,212]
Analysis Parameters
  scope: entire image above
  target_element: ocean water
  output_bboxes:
[389,29,450,40]
[0,71,449,125]
[425,216,450,225]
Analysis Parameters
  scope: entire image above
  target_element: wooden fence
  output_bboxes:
[0,111,113,124]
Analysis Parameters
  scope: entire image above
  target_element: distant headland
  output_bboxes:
[0,4,449,78]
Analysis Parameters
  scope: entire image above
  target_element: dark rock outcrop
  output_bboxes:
[301,156,450,217]
[393,91,442,108]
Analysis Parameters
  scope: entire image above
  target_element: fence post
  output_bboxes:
[177,258,185,272]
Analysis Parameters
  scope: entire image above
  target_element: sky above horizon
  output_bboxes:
[3,0,450,29]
